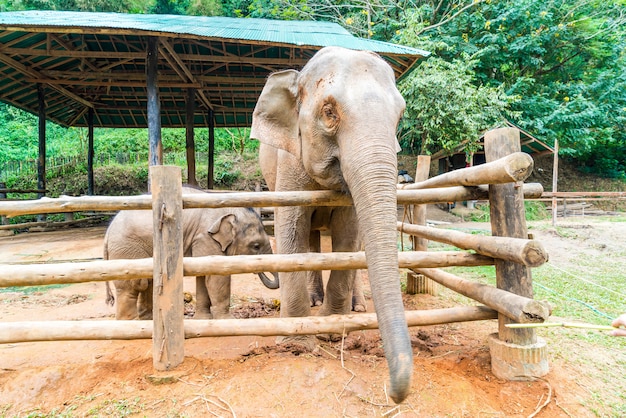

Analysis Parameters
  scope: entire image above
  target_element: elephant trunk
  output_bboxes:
[257,272,280,289]
[343,142,413,404]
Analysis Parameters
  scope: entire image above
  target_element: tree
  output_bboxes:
[398,56,514,157]
[2,0,148,12]
[404,0,626,176]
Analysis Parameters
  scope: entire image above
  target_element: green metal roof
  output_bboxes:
[0,10,429,128]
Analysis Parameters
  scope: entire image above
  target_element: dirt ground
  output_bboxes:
[1,207,625,417]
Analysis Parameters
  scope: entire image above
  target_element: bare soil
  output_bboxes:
[1,208,625,417]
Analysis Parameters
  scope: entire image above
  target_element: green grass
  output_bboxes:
[465,201,551,222]
[0,284,69,294]
[434,218,626,416]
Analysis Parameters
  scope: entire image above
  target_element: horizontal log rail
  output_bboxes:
[0,306,498,344]
[0,250,494,288]
[413,267,551,323]
[399,152,533,190]
[541,191,626,198]
[397,222,549,267]
[0,183,544,218]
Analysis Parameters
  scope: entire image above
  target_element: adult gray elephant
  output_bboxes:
[250,46,412,403]
[104,186,278,320]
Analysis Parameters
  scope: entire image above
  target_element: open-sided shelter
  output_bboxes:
[0,10,429,193]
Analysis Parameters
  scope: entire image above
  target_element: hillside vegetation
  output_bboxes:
[1,0,625,180]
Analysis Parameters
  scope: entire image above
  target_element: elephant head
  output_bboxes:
[250,46,412,403]
[198,208,279,289]
[209,210,279,289]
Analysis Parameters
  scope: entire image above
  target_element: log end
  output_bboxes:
[520,300,551,323]
[523,241,549,267]
[505,152,534,182]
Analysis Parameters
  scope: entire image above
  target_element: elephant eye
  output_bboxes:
[252,242,261,251]
[321,98,340,128]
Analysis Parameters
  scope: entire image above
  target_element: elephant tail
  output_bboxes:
[105,281,115,306]
[103,230,116,306]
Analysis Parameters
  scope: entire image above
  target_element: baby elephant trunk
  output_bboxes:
[257,272,280,289]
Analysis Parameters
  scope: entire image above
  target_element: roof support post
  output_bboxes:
[207,109,215,189]
[186,88,197,186]
[37,84,46,215]
[87,107,94,196]
[147,37,162,171]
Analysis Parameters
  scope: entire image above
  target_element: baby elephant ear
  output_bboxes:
[208,213,237,253]
[250,69,301,158]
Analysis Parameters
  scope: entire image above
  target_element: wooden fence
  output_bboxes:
[0,127,550,379]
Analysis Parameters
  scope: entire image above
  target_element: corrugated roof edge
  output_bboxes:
[0,10,430,57]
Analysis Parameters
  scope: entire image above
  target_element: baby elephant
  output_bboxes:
[104,187,278,320]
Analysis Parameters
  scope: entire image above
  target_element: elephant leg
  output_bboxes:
[207,275,233,319]
[307,229,324,307]
[137,279,153,320]
[352,271,367,312]
[275,205,316,350]
[114,280,139,320]
[319,207,359,317]
[194,275,212,319]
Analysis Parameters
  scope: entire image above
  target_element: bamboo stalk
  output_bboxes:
[505,322,616,331]
[0,306,498,344]
[0,251,495,288]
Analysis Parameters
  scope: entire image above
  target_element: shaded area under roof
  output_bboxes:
[0,10,429,129]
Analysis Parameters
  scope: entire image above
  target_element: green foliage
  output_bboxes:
[397,55,515,156]
[4,0,147,12]
[402,0,626,177]
[1,0,624,178]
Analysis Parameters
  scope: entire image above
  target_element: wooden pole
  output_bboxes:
[0,183,6,226]
[208,109,215,189]
[185,88,197,186]
[398,222,548,267]
[406,155,438,295]
[150,166,184,371]
[551,138,559,227]
[0,185,544,218]
[147,37,162,170]
[400,152,533,190]
[87,107,95,196]
[0,251,494,288]
[413,267,550,323]
[0,306,498,344]
[37,84,46,224]
[484,128,537,344]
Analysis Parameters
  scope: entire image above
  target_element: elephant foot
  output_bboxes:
[352,303,366,312]
[310,294,323,307]
[194,311,213,319]
[212,312,234,320]
[316,333,344,343]
[276,335,317,352]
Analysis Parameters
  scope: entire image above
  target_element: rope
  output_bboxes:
[534,282,615,320]
[545,262,625,299]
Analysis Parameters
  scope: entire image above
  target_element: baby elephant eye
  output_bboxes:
[252,242,261,251]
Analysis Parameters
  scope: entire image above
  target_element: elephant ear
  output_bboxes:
[250,69,300,158]
[208,214,237,253]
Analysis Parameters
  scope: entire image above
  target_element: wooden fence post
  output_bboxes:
[151,166,185,371]
[406,155,439,295]
[484,127,548,380]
